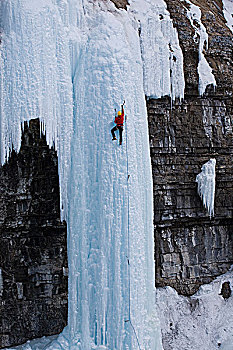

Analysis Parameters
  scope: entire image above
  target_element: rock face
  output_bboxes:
[110,0,129,10]
[220,281,231,299]
[148,95,233,295]
[148,0,233,295]
[0,119,68,348]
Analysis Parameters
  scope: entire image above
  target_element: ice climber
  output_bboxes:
[111,102,125,145]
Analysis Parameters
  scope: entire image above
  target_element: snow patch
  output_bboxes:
[16,282,23,300]
[220,334,233,350]
[157,267,233,350]
[223,0,233,33]
[185,0,216,95]
[196,158,216,217]
[130,0,185,99]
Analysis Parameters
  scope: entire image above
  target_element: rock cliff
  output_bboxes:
[148,94,233,295]
[148,0,233,295]
[0,119,68,348]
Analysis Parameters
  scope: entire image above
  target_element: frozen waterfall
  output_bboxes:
[0,0,166,349]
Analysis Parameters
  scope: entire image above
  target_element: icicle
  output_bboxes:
[185,0,216,94]
[130,0,185,100]
[196,159,216,217]
[0,268,3,297]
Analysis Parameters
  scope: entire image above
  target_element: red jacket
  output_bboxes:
[114,108,124,126]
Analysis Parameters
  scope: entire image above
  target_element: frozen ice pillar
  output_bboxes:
[196,159,216,217]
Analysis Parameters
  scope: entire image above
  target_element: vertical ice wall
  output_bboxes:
[185,0,216,95]
[129,0,185,100]
[196,159,216,217]
[64,1,162,348]
[0,0,163,349]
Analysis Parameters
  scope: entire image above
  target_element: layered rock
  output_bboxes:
[0,119,68,348]
[148,95,233,295]
[149,0,233,295]
[0,1,232,348]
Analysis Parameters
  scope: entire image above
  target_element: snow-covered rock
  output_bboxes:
[157,267,233,350]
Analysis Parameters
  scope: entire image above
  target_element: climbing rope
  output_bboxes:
[125,104,131,321]
[124,104,142,350]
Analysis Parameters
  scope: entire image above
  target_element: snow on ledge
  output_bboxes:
[185,0,216,95]
[196,158,216,217]
[223,0,233,34]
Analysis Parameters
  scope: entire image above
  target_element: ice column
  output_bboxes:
[185,0,216,95]
[64,1,163,347]
[196,159,216,217]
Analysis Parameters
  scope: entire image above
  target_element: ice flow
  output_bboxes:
[0,0,164,349]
